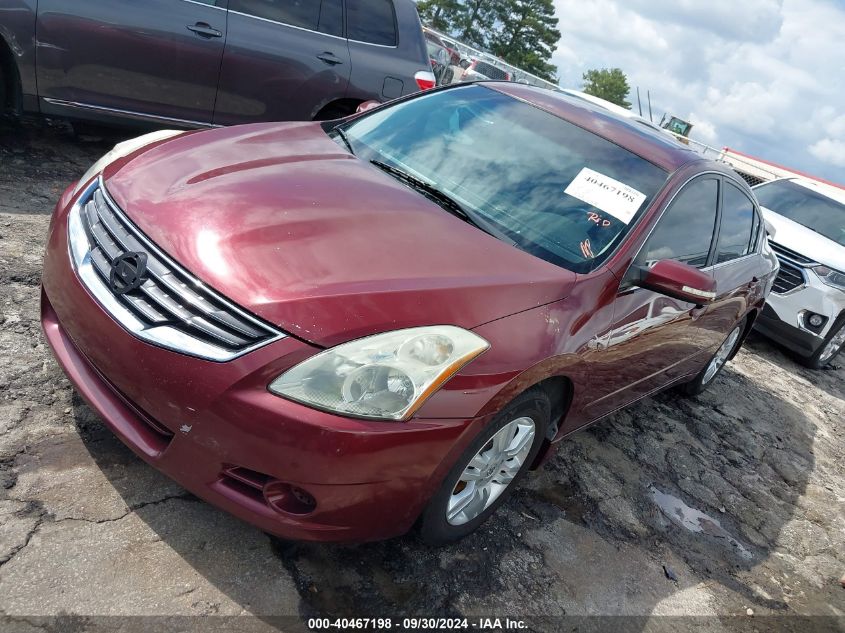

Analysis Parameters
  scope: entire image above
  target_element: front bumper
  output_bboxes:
[756,270,845,357]
[41,187,484,542]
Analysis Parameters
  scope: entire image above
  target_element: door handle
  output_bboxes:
[187,23,223,38]
[317,52,343,66]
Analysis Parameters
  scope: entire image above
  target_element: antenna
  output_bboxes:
[647,90,653,122]
[636,87,643,116]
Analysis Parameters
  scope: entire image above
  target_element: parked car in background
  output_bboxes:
[460,58,512,82]
[423,28,456,85]
[753,178,845,368]
[423,28,461,66]
[41,83,775,545]
[0,0,434,127]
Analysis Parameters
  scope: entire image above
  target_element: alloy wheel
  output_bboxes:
[446,417,536,526]
[819,323,845,364]
[702,325,742,385]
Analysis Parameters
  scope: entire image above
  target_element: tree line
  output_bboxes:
[417,0,561,83]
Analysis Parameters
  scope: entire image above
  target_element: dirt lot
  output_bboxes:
[0,118,843,632]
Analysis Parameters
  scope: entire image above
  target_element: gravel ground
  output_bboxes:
[0,118,843,632]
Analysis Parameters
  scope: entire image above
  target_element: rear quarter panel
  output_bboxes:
[346,0,429,101]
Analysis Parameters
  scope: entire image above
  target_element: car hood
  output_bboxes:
[103,122,575,347]
[761,207,845,271]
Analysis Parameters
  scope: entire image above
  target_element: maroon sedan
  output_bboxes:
[41,83,778,544]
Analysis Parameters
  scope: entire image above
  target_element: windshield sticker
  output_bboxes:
[580,238,595,259]
[565,168,647,224]
[586,211,613,228]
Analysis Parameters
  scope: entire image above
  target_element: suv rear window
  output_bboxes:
[347,0,397,46]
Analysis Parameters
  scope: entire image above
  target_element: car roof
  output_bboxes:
[487,83,702,173]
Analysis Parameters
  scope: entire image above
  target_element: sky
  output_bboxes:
[549,0,845,184]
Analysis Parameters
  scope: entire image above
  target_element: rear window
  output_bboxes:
[347,0,397,46]
[341,85,669,273]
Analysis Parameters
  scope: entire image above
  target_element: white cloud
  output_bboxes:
[809,139,845,167]
[550,0,845,184]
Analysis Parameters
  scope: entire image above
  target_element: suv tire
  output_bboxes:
[802,317,845,369]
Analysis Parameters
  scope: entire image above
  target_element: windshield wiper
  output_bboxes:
[333,127,355,155]
[370,159,488,231]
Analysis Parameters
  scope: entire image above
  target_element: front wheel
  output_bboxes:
[802,319,845,369]
[419,389,549,545]
[681,322,744,396]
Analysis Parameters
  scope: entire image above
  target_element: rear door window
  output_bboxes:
[636,178,719,269]
[230,0,341,33]
[716,183,757,263]
[347,0,397,46]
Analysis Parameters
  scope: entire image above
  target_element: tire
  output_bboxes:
[419,389,549,545]
[681,321,745,396]
[801,318,845,369]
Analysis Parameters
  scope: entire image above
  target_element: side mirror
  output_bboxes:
[355,100,381,114]
[631,259,716,305]
[764,218,777,239]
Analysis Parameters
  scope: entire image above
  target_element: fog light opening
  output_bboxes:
[263,480,317,515]
[808,314,824,328]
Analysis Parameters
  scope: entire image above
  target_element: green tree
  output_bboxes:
[416,0,463,33]
[582,68,632,108]
[489,0,561,82]
[416,0,561,80]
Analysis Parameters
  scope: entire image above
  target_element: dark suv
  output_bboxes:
[0,0,433,127]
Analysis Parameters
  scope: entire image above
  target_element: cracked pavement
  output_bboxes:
[0,118,843,631]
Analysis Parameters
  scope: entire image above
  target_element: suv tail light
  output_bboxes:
[415,70,436,91]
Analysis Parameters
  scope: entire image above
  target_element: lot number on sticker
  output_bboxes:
[564,168,646,224]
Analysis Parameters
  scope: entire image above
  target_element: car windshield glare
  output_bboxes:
[755,180,845,247]
[341,85,668,272]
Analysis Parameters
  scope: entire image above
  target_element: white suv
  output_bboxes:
[753,178,845,368]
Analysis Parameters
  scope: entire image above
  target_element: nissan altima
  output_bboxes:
[41,83,777,544]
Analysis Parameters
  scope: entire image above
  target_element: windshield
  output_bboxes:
[755,180,845,247]
[339,85,669,272]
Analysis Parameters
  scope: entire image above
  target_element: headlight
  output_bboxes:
[269,326,490,421]
[813,265,845,291]
[71,129,186,196]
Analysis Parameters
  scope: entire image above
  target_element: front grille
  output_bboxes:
[772,258,805,293]
[768,241,813,294]
[768,241,816,266]
[69,179,283,361]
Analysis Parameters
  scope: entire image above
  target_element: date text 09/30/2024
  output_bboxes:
[307,617,528,630]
